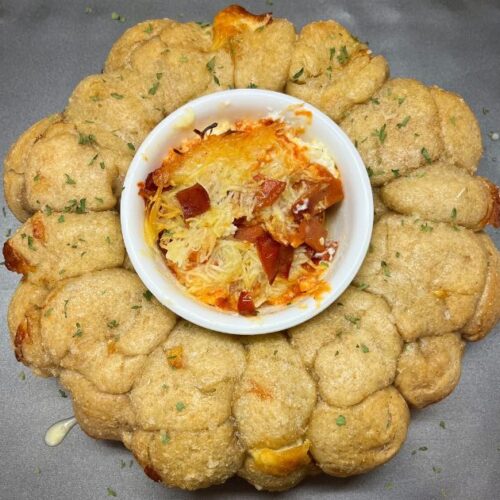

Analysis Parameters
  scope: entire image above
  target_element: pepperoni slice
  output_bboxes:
[292,176,343,219]
[256,233,281,284]
[308,177,344,214]
[255,179,286,209]
[298,217,327,252]
[175,183,211,219]
[277,245,294,279]
[234,225,266,243]
[238,291,257,315]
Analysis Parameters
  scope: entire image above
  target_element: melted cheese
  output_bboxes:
[144,118,338,311]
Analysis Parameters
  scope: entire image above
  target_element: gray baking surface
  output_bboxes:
[0,1,499,499]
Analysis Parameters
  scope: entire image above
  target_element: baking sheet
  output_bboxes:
[0,1,499,499]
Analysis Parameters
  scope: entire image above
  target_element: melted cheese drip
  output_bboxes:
[44,416,77,447]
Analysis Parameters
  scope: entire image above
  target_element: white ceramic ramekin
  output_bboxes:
[121,89,373,335]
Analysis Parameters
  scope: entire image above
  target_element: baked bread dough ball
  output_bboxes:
[380,163,500,230]
[3,211,124,285]
[395,333,465,408]
[65,73,163,153]
[126,321,245,490]
[60,370,136,441]
[105,19,174,72]
[213,5,295,91]
[123,422,244,491]
[4,113,62,221]
[355,214,489,341]
[290,288,402,407]
[7,281,55,376]
[308,387,409,477]
[233,334,316,450]
[341,78,443,186]
[313,291,402,407]
[106,20,233,119]
[130,321,245,432]
[127,35,232,115]
[23,120,119,213]
[233,334,315,490]
[462,233,500,341]
[39,268,176,394]
[287,20,389,121]
[430,86,482,174]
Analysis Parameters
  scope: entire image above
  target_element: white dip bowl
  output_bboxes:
[121,89,373,335]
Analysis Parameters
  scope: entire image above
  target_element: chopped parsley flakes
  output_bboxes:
[160,430,171,444]
[111,12,126,23]
[73,322,83,337]
[78,133,96,146]
[291,67,304,81]
[337,45,349,64]
[381,260,391,277]
[107,486,118,497]
[336,415,346,426]
[344,314,361,328]
[206,56,216,73]
[421,147,432,164]
[373,124,387,144]
[64,173,76,185]
[397,116,411,128]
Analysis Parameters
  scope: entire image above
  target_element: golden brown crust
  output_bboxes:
[212,5,272,50]
[483,180,500,228]
[3,240,35,275]
[7,280,55,376]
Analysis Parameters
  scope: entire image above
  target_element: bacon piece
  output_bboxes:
[309,241,338,263]
[292,176,344,219]
[256,233,281,283]
[139,171,172,200]
[277,245,294,279]
[238,291,257,315]
[175,183,211,219]
[298,217,327,252]
[255,179,286,209]
[308,176,344,214]
[233,216,247,228]
[235,224,266,243]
